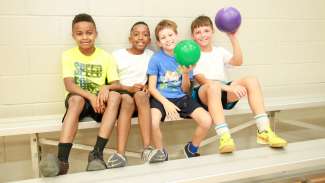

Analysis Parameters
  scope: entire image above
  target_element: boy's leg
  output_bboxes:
[40,95,85,177]
[133,91,153,161]
[147,98,168,163]
[87,91,121,171]
[198,82,226,124]
[231,76,287,147]
[134,91,151,148]
[106,94,134,169]
[189,108,212,146]
[197,83,235,153]
[151,108,163,149]
[116,94,135,155]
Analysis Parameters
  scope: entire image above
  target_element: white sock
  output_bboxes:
[254,113,270,132]
[215,123,230,137]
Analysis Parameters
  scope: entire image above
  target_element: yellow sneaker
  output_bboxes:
[257,127,287,148]
[219,133,235,153]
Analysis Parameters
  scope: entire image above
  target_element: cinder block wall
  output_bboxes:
[1,0,325,181]
[1,0,325,117]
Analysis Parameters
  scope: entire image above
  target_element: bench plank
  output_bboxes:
[12,138,325,183]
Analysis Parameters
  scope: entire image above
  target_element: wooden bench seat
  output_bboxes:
[11,138,325,183]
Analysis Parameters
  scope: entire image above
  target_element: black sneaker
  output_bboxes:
[86,150,107,171]
[40,154,69,177]
[184,142,200,158]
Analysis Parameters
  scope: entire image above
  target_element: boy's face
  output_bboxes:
[157,28,178,53]
[192,25,214,48]
[129,24,151,51]
[72,21,97,51]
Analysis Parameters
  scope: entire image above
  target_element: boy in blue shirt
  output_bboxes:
[147,19,213,162]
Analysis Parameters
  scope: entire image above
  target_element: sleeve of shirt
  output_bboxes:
[147,55,159,76]
[61,52,74,79]
[193,60,203,76]
[106,55,120,83]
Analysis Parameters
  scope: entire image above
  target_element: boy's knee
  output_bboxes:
[134,91,149,102]
[244,75,259,85]
[108,91,121,104]
[68,95,85,109]
[207,82,221,93]
[121,94,135,106]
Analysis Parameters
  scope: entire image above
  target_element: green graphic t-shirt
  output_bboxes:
[62,47,119,95]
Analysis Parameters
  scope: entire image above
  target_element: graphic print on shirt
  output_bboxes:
[159,69,181,91]
[74,62,102,94]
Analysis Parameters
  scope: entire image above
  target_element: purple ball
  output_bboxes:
[215,7,241,33]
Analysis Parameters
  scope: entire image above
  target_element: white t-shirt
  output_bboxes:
[193,46,233,86]
[113,48,153,86]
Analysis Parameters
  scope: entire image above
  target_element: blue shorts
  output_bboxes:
[62,93,103,123]
[191,82,238,110]
[150,95,202,122]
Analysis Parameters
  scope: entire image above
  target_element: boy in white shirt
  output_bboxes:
[107,22,154,168]
[191,15,287,154]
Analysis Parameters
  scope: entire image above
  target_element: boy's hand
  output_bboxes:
[128,84,143,94]
[162,100,181,120]
[227,32,238,41]
[142,85,150,96]
[90,95,101,113]
[179,65,193,75]
[228,84,247,99]
[97,86,110,113]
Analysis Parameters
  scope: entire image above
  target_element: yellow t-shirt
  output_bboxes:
[62,47,119,95]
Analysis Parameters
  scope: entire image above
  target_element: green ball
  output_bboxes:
[174,40,201,67]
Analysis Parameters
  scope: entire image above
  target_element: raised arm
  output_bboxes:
[227,33,243,66]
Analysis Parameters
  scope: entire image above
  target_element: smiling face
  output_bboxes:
[192,25,214,50]
[72,21,97,55]
[157,27,178,55]
[128,23,151,54]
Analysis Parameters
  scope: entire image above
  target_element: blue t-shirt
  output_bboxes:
[147,50,193,99]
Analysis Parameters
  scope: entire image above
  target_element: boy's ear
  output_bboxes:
[156,40,162,48]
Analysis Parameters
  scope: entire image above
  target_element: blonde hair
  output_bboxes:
[155,19,177,41]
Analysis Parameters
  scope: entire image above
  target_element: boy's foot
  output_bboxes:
[183,142,200,158]
[148,149,168,163]
[141,146,154,162]
[107,153,127,169]
[86,150,107,171]
[40,154,69,177]
[219,133,235,154]
[257,127,287,148]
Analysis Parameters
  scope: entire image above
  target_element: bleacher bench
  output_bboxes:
[11,138,325,183]
[1,96,325,178]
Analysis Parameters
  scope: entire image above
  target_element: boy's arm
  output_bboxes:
[148,75,180,120]
[227,33,243,66]
[180,66,192,93]
[64,77,100,112]
[148,75,169,105]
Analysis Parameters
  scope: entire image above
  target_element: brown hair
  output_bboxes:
[191,15,214,33]
[154,19,177,41]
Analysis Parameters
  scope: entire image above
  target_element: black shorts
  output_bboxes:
[191,82,239,110]
[150,95,202,122]
[62,93,103,123]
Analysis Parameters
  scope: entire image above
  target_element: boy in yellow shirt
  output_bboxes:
[40,13,121,176]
